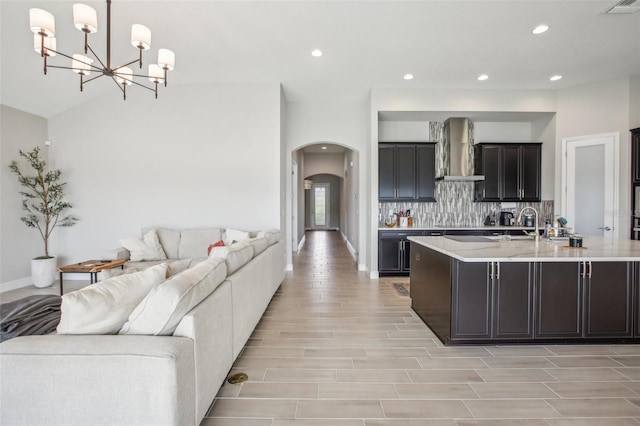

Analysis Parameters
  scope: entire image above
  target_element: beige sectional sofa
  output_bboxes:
[0,227,285,426]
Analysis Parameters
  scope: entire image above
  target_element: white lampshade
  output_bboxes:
[73,4,98,33]
[115,67,133,85]
[131,24,151,50]
[33,34,56,56]
[148,64,164,83]
[29,8,55,37]
[158,49,175,70]
[72,54,93,75]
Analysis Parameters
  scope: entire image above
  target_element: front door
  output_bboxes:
[311,183,330,229]
[562,132,619,237]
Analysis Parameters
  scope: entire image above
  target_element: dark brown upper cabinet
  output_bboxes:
[474,143,541,202]
[379,143,436,202]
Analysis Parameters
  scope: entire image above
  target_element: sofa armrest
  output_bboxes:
[0,334,196,426]
[103,246,130,261]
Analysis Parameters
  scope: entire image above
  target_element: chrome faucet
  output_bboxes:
[517,206,540,241]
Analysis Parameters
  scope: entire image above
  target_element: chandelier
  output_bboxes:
[29,0,175,100]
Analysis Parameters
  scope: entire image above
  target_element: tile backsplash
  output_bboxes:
[379,181,554,228]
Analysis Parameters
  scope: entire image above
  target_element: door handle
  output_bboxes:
[598,226,612,231]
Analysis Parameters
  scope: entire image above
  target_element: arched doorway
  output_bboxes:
[289,142,361,271]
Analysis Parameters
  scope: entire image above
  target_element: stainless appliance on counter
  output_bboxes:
[499,211,514,226]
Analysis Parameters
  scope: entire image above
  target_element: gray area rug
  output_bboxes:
[0,295,61,342]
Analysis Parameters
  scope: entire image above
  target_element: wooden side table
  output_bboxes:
[57,259,127,295]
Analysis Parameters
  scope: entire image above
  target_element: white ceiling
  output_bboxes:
[1,0,639,118]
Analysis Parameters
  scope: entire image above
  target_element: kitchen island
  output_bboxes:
[408,235,640,345]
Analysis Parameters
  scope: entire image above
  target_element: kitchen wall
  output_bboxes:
[378,181,554,228]
[1,106,49,290]
[555,76,638,239]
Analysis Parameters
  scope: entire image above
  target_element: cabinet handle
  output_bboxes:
[489,262,494,280]
[588,261,592,278]
[495,262,500,280]
[580,262,586,278]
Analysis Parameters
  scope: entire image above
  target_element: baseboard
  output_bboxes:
[369,270,379,279]
[285,263,293,271]
[358,264,367,272]
[0,277,33,293]
[345,239,358,260]
[297,235,306,252]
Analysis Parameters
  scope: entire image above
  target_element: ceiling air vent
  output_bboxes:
[606,0,640,13]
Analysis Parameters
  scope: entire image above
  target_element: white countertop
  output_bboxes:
[407,235,640,262]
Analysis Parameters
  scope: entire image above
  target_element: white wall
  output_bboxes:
[0,106,49,289]
[378,121,428,142]
[45,83,282,267]
[285,101,369,269]
[631,76,640,129]
[304,153,344,179]
[555,77,636,239]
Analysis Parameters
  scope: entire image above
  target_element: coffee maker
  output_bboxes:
[499,211,515,226]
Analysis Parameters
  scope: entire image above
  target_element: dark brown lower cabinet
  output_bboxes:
[536,262,634,339]
[410,244,638,344]
[536,262,582,338]
[451,261,533,341]
[493,262,534,339]
[585,262,633,337]
[451,262,491,339]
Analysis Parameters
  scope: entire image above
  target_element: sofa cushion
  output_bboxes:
[257,229,280,246]
[57,263,168,335]
[249,237,269,257]
[103,259,192,280]
[207,241,254,274]
[120,258,227,336]
[144,228,182,260]
[223,228,251,245]
[179,229,222,259]
[121,229,167,261]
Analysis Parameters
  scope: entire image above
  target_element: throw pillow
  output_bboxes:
[57,263,168,335]
[120,229,167,262]
[223,228,250,246]
[120,258,227,335]
[207,240,225,255]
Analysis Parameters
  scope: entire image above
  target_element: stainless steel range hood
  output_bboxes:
[435,117,484,181]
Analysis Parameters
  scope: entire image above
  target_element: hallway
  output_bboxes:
[204,230,640,425]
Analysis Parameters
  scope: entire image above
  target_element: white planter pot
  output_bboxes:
[31,256,57,288]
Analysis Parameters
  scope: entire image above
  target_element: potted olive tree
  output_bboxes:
[9,147,78,288]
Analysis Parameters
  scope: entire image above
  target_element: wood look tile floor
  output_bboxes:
[202,230,640,426]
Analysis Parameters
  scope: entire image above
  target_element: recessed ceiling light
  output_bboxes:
[321,146,327,150]
[550,75,563,81]
[532,25,549,35]
[311,49,323,57]
[403,74,414,80]
[477,74,489,81]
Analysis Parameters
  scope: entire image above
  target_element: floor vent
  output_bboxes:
[606,0,640,14]
[227,372,248,385]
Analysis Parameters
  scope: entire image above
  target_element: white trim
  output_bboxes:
[0,277,33,293]
[369,270,379,279]
[561,132,620,238]
[296,234,306,252]
[285,263,294,271]
[358,264,368,272]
